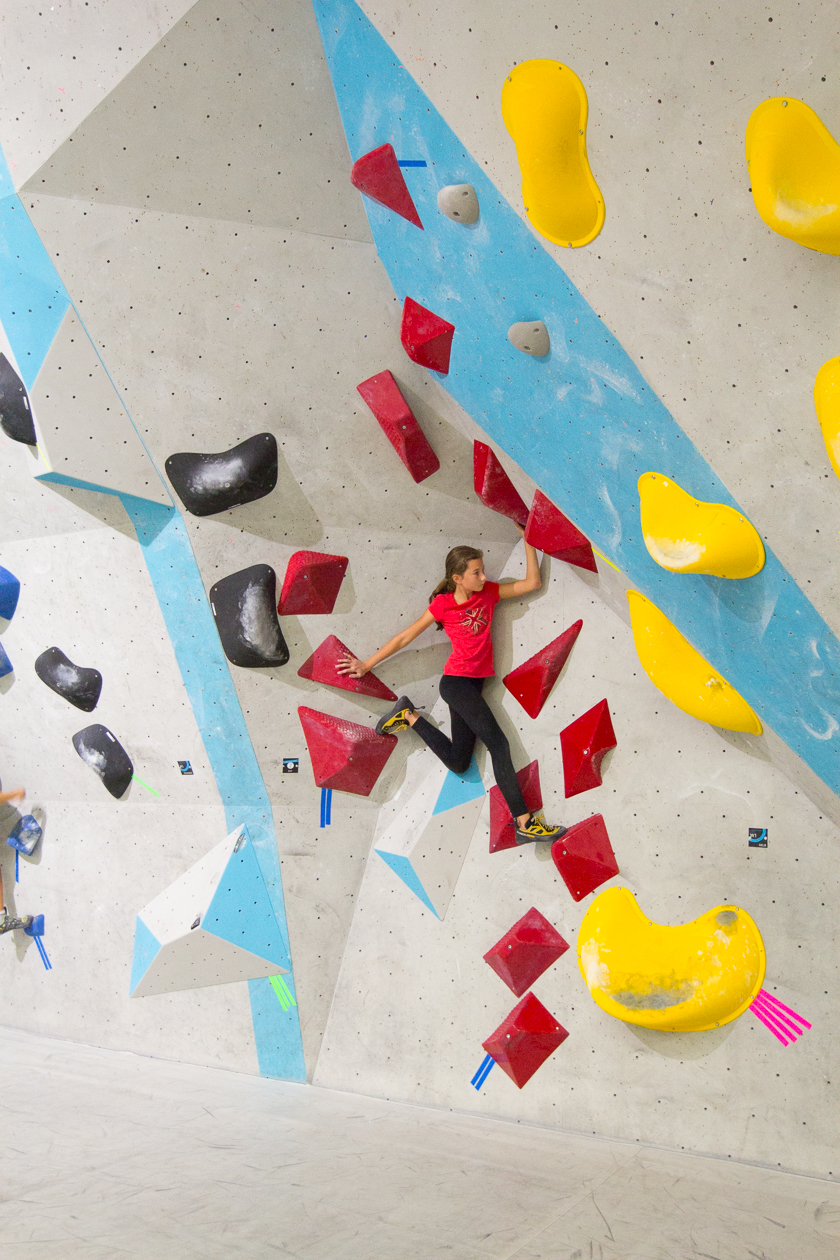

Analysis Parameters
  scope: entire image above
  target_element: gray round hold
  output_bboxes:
[508,320,550,357]
[436,183,480,224]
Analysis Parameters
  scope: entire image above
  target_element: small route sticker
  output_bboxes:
[283,757,299,774]
[178,760,193,775]
[748,827,768,848]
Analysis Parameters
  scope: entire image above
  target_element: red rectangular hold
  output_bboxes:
[551,814,619,901]
[525,490,597,572]
[483,906,569,996]
[474,441,529,527]
[356,371,440,483]
[560,698,616,797]
[297,634,397,702]
[503,620,583,719]
[482,992,568,1088]
[298,706,396,796]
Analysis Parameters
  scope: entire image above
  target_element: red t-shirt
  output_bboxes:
[428,582,501,677]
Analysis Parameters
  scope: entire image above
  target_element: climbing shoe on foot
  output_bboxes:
[514,812,567,845]
[375,696,418,736]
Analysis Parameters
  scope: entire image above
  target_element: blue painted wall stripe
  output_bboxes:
[313,0,840,799]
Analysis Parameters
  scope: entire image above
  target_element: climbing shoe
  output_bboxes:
[514,812,567,846]
[375,696,419,736]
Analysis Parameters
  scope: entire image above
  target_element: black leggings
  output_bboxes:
[412,675,528,819]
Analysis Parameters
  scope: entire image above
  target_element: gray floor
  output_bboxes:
[0,1026,837,1259]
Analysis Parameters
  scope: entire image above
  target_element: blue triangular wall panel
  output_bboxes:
[129,917,162,996]
[432,758,485,816]
[204,835,288,967]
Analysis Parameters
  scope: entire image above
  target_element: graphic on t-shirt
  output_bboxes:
[461,606,489,635]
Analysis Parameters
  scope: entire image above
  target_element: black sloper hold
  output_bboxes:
[72,724,133,798]
[165,432,278,517]
[210,564,290,668]
[0,354,37,445]
[35,647,103,711]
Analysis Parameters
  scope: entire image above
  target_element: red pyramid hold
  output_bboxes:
[525,490,597,572]
[560,698,616,797]
[551,814,619,901]
[400,297,455,374]
[356,371,440,483]
[483,907,569,997]
[482,992,568,1088]
[489,760,543,853]
[297,634,397,702]
[473,441,529,527]
[503,620,583,719]
[277,551,348,616]
[350,143,424,229]
[298,706,397,796]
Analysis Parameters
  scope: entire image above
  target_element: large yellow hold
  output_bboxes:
[627,590,763,734]
[745,96,840,255]
[638,472,765,579]
[814,357,840,482]
[577,887,766,1032]
[501,59,604,248]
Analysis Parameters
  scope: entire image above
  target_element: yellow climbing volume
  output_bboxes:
[814,357,840,482]
[638,472,765,579]
[745,96,840,255]
[577,886,766,1032]
[627,590,763,734]
[501,59,604,249]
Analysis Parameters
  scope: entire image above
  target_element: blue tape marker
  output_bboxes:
[471,1053,495,1089]
[320,786,332,827]
[15,850,18,883]
[398,159,427,167]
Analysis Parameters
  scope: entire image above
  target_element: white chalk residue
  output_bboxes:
[188,454,246,494]
[54,663,78,686]
[239,580,280,654]
[77,741,107,775]
[580,938,610,992]
[645,534,705,569]
[800,709,840,741]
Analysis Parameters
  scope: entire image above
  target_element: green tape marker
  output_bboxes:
[132,773,160,797]
[270,974,296,1010]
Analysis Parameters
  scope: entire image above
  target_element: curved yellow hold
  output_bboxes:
[501,59,604,249]
[577,886,766,1032]
[638,472,765,579]
[745,96,840,256]
[627,591,763,734]
[814,357,840,482]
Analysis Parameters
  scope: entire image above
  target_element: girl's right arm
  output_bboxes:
[337,609,437,677]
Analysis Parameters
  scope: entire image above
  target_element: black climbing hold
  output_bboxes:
[0,354,36,445]
[72,724,134,798]
[35,647,102,711]
[165,432,278,516]
[209,564,289,668]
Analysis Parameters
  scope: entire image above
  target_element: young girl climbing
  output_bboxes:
[337,527,566,845]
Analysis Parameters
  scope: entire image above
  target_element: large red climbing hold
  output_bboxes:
[551,814,619,901]
[277,551,348,616]
[482,992,568,1088]
[400,297,455,374]
[350,143,424,229]
[473,441,529,527]
[356,371,440,483]
[297,706,397,796]
[525,490,597,572]
[483,907,569,997]
[297,634,397,702]
[560,698,616,797]
[489,760,543,853]
[503,619,583,719]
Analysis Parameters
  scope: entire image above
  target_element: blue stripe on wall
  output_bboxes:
[312,0,840,799]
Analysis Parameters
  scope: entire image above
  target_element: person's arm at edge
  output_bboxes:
[337,609,437,678]
[498,524,542,600]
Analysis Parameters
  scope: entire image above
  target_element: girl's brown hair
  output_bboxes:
[430,545,484,625]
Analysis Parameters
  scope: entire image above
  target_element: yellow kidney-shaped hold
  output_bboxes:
[814,357,840,482]
[577,887,766,1032]
[501,59,604,249]
[638,472,765,579]
[745,96,840,255]
[627,590,763,734]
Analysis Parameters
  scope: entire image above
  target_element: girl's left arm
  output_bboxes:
[498,524,542,599]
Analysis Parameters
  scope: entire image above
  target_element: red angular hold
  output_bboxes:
[356,370,440,483]
[298,706,397,796]
[278,551,348,616]
[400,297,455,374]
[560,698,616,797]
[489,760,543,853]
[482,992,568,1089]
[525,490,597,572]
[503,620,583,719]
[473,441,529,527]
[551,814,619,902]
[483,907,569,997]
[350,143,424,229]
[297,634,397,702]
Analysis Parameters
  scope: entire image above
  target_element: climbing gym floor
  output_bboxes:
[1,1025,837,1260]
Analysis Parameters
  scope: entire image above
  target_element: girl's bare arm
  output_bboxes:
[498,525,542,599]
[337,608,437,677]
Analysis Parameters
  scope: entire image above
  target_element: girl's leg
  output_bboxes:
[410,678,478,776]
[434,676,529,819]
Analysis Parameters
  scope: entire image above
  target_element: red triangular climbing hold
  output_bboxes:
[482,992,568,1089]
[356,370,440,483]
[551,814,619,901]
[525,490,597,572]
[503,620,583,719]
[277,551,348,616]
[489,760,543,853]
[473,441,529,527]
[560,698,616,797]
[400,297,455,374]
[297,634,397,702]
[298,706,397,796]
[483,907,569,997]
[350,143,423,229]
